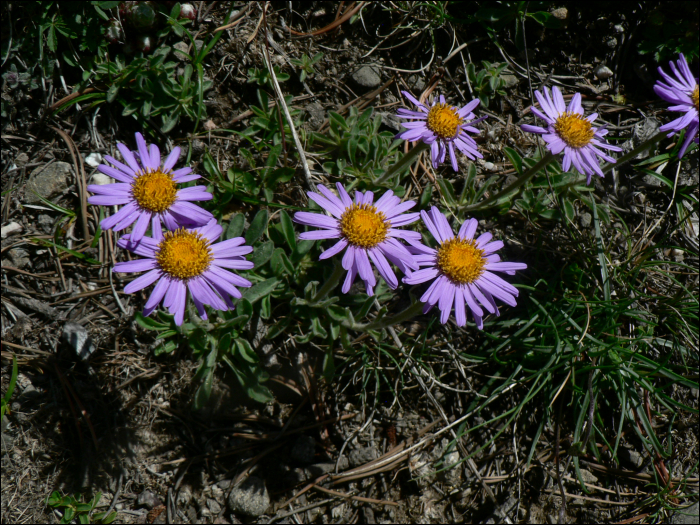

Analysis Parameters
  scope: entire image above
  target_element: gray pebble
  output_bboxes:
[62,322,96,360]
[618,448,644,470]
[227,476,269,517]
[25,162,73,204]
[579,212,592,229]
[349,446,378,467]
[671,502,699,524]
[350,65,381,89]
[137,490,160,509]
[7,247,31,269]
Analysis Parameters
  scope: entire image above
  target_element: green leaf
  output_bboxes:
[562,199,575,222]
[503,147,523,175]
[235,339,258,363]
[226,213,245,240]
[240,278,279,304]
[322,350,335,382]
[154,340,177,355]
[271,248,294,276]
[267,317,291,339]
[245,210,269,245]
[251,241,274,268]
[134,312,170,331]
[278,210,297,251]
[31,238,101,265]
[193,367,214,410]
[420,183,433,209]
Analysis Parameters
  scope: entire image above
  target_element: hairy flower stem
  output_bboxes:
[345,299,424,332]
[373,142,429,186]
[601,132,666,174]
[462,153,555,212]
[313,260,345,303]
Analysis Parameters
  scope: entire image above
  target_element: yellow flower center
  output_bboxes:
[554,112,595,148]
[437,237,486,284]
[427,103,463,140]
[156,229,213,280]
[131,170,178,213]
[339,203,389,248]
[692,85,699,111]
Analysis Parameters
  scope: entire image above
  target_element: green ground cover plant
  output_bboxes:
[1,2,698,523]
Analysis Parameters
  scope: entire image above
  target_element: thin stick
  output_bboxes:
[262,6,314,191]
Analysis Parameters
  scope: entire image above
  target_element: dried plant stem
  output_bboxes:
[261,7,314,191]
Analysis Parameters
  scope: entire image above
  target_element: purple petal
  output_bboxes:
[124,268,162,293]
[319,238,348,260]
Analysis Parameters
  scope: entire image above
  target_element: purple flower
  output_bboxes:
[396,91,485,171]
[403,207,527,329]
[88,132,214,246]
[114,219,253,325]
[293,183,421,296]
[521,86,622,185]
[654,53,699,158]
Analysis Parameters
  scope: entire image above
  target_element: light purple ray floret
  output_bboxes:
[403,207,527,329]
[396,91,486,171]
[87,132,213,245]
[653,53,699,158]
[520,86,622,185]
[293,183,422,296]
[114,218,253,326]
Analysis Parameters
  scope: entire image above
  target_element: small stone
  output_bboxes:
[62,322,96,360]
[207,498,222,514]
[614,24,625,33]
[605,37,618,49]
[305,462,338,478]
[90,172,114,186]
[84,153,103,168]
[227,476,270,517]
[671,502,699,524]
[172,42,191,62]
[350,65,381,89]
[551,7,568,20]
[25,162,73,204]
[579,469,598,484]
[579,212,592,229]
[618,448,644,470]
[37,215,54,234]
[7,248,30,269]
[349,446,378,468]
[1,222,22,239]
[137,490,160,509]
[291,435,316,464]
[501,74,518,88]
[594,64,614,80]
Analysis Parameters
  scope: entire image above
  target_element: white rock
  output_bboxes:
[1,222,22,239]
[85,152,103,167]
[91,172,114,185]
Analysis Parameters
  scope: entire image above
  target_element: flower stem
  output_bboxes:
[313,260,345,303]
[345,298,424,332]
[601,132,666,175]
[373,142,429,186]
[462,152,555,212]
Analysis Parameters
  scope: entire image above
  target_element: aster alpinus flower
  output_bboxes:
[521,86,622,185]
[404,207,526,329]
[88,132,214,245]
[293,183,421,296]
[397,91,485,171]
[654,53,699,158]
[114,219,253,326]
